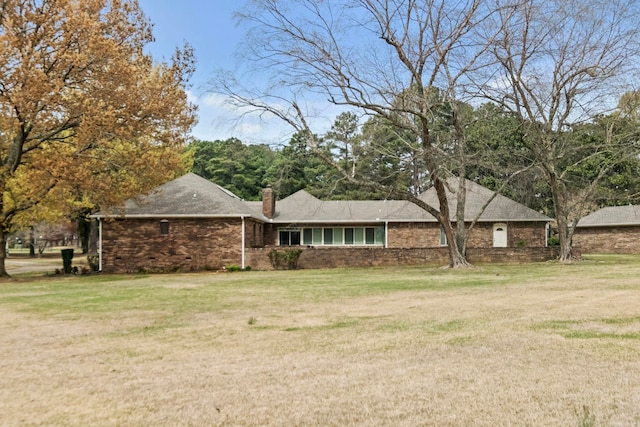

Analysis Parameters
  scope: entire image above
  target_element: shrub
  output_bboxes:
[517,240,527,247]
[548,236,560,246]
[267,249,279,268]
[283,249,303,269]
[226,264,243,272]
[268,249,303,270]
[87,255,100,271]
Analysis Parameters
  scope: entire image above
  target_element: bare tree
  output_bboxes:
[481,0,640,260]
[215,0,517,267]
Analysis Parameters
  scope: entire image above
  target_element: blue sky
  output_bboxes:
[137,1,295,145]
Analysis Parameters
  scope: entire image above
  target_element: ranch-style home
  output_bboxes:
[574,205,640,254]
[93,173,554,273]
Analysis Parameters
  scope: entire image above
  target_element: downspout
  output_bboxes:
[385,221,389,248]
[98,218,103,272]
[241,216,246,270]
[545,222,550,247]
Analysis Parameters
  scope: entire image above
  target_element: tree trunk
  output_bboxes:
[556,216,575,262]
[78,213,91,254]
[0,227,9,277]
[548,170,575,262]
[433,177,471,268]
[453,103,469,259]
[29,226,36,258]
[89,219,98,254]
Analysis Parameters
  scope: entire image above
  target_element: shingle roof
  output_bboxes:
[94,174,550,224]
[93,173,263,219]
[577,205,640,227]
[419,178,550,222]
[272,190,435,223]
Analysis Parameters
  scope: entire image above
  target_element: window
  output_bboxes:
[439,226,447,246]
[354,227,364,244]
[345,228,354,244]
[323,228,333,244]
[279,229,300,246]
[313,228,323,244]
[333,228,343,245]
[279,226,385,246]
[303,228,313,245]
[365,228,375,244]
[252,224,257,246]
[160,220,169,235]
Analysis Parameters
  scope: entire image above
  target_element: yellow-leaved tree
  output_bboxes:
[0,0,196,276]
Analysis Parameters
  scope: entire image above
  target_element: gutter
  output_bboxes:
[576,222,640,228]
[545,222,549,247]
[98,219,103,272]
[241,216,246,270]
[385,220,389,248]
[90,213,261,220]
[269,219,428,224]
[267,218,550,224]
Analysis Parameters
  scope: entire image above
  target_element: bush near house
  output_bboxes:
[267,249,303,270]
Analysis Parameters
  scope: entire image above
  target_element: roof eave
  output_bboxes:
[577,222,640,228]
[92,213,264,220]
[270,219,392,224]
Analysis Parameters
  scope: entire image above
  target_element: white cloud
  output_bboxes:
[189,92,295,145]
[188,90,352,146]
[198,92,230,109]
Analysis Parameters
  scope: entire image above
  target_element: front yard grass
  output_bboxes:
[1,255,639,425]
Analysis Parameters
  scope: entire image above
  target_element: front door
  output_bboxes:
[493,223,508,247]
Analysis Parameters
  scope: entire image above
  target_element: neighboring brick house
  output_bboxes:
[94,173,553,273]
[574,205,640,254]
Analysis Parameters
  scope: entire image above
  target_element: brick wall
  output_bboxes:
[246,246,559,270]
[101,217,248,273]
[388,223,440,248]
[573,226,640,254]
[268,221,547,249]
[464,222,547,248]
[506,222,547,247]
[100,217,551,273]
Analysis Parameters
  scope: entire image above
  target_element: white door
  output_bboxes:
[493,223,508,247]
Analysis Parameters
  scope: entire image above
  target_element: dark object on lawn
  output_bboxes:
[61,249,74,274]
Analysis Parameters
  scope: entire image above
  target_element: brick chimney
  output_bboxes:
[262,186,275,219]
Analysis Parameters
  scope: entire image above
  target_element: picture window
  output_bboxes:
[278,226,385,246]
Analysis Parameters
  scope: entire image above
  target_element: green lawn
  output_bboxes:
[4,255,621,311]
[1,255,639,425]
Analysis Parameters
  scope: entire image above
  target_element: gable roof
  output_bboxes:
[93,173,264,219]
[419,178,550,222]
[577,205,640,227]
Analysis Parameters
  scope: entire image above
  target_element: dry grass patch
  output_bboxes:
[1,256,640,425]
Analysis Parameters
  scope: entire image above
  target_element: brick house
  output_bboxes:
[94,173,553,273]
[574,205,640,254]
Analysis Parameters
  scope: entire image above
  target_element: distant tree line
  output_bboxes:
[188,98,640,218]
